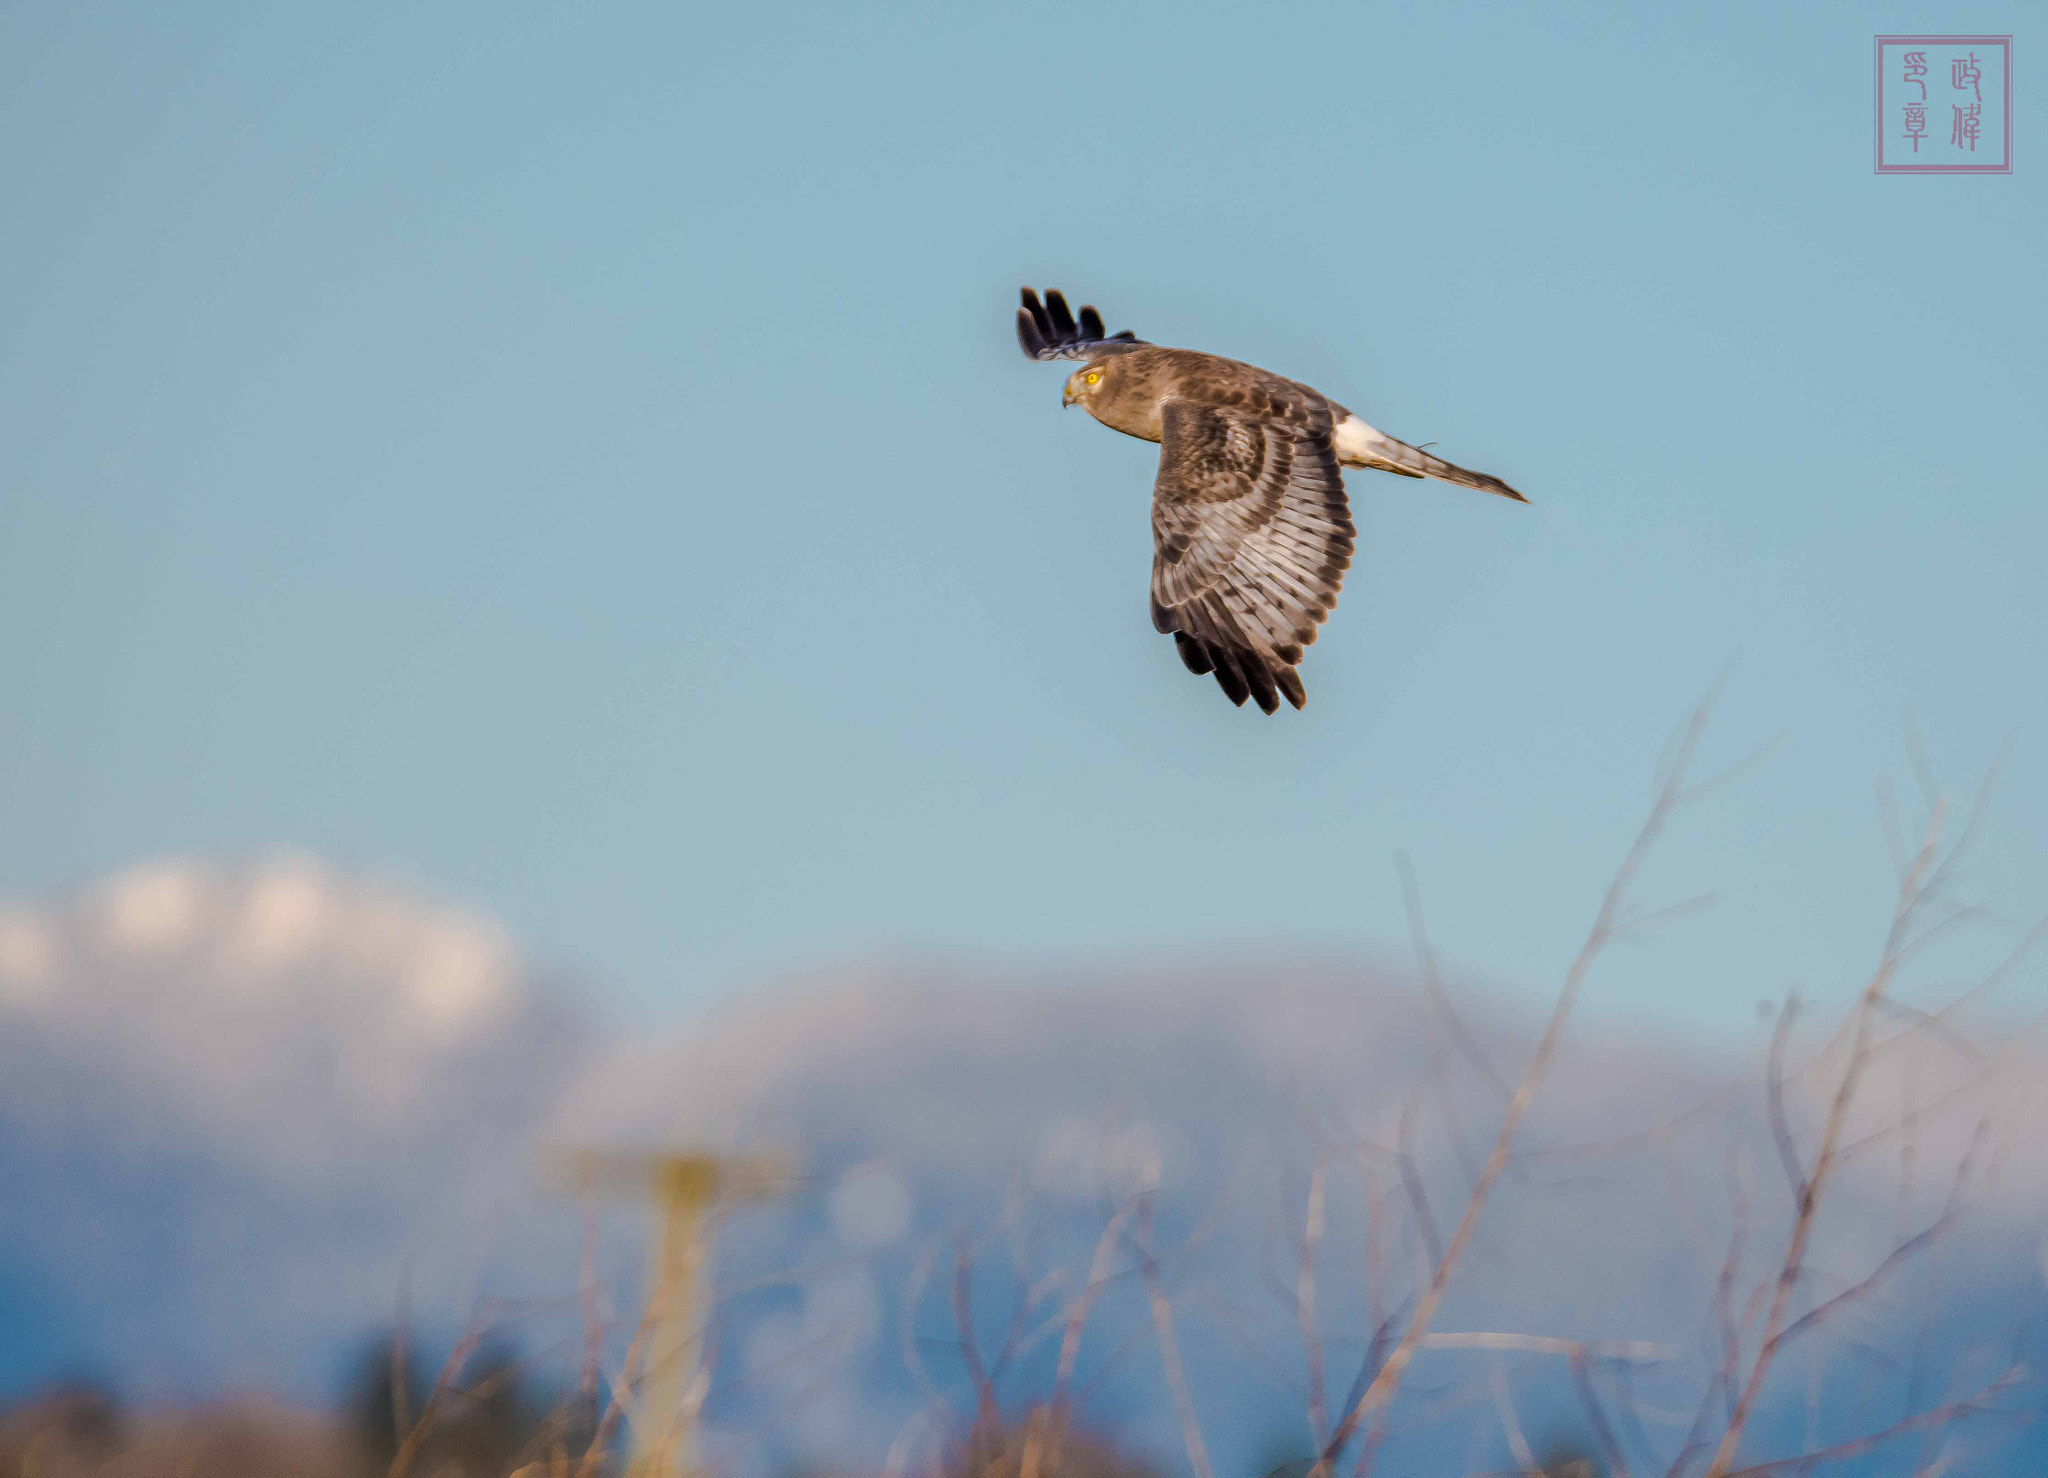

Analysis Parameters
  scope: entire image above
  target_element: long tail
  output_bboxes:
[1331,413,1527,503]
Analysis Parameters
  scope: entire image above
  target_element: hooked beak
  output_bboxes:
[1062,386,1080,408]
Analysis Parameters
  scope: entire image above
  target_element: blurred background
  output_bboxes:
[2,1,2044,1474]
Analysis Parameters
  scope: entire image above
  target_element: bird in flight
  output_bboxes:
[1017,288,1525,714]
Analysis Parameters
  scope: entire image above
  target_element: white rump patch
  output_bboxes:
[1327,411,1392,462]
[1332,414,1387,463]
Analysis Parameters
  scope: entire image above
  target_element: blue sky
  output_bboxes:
[3,0,2044,1033]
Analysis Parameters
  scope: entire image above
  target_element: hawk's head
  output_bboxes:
[1062,362,1110,409]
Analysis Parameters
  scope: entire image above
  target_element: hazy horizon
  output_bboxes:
[5,0,2046,1037]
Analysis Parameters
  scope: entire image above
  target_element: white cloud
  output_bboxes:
[219,854,332,972]
[0,904,57,1000]
[400,909,513,1035]
[95,859,213,956]
[0,855,590,1396]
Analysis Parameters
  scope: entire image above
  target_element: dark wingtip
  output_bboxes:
[1210,647,1252,708]
[1243,658,1281,715]
[1043,288,1077,337]
[1016,307,1046,359]
[1020,287,1056,351]
[1014,287,1142,361]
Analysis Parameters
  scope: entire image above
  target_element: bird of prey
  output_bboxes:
[1017,287,1525,714]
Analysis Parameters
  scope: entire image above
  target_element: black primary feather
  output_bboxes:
[1044,288,1077,337]
[1016,287,1143,361]
[1209,646,1253,708]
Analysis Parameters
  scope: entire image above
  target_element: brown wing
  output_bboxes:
[1149,400,1354,713]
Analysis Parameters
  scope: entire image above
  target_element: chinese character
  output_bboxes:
[1952,101,1982,151]
[1902,50,1928,100]
[1902,103,1928,152]
[1952,52,1982,100]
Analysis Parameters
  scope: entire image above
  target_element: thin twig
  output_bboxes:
[1763,990,1806,1206]
[572,1302,654,1478]
[1421,1333,1675,1361]
[1717,1366,2030,1477]
[953,1233,999,1431]
[1396,1067,1447,1271]
[1571,1348,1632,1478]
[900,1239,944,1407]
[1490,1364,1543,1478]
[1702,800,1949,1478]
[1299,1163,1331,1452]
[1053,1201,1135,1411]
[1310,692,1718,1478]
[1138,1193,1214,1478]
[1399,853,1511,1100]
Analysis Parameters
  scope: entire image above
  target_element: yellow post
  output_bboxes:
[562,1150,791,1478]
[634,1156,720,1478]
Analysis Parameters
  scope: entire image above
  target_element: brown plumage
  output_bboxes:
[1018,287,1526,714]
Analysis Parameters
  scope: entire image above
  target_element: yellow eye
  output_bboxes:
[1084,372,1101,385]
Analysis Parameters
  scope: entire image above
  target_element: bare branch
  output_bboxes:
[1399,853,1511,1100]
[1298,1163,1331,1452]
[1718,1366,2031,1477]
[1703,798,1951,1478]
[1137,1194,1214,1478]
[1490,1364,1544,1478]
[952,1233,999,1430]
[389,1312,492,1478]
[990,1269,1067,1383]
[1613,891,1723,943]
[574,1291,659,1478]
[1312,691,1718,1478]
[1715,1152,1753,1426]
[1571,1348,1632,1478]
[1396,1069,1447,1270]
[1763,990,1806,1206]
[900,1239,944,1408]
[1421,1333,1675,1360]
[1871,996,1987,1068]
[1774,1212,1954,1354]
[1671,733,1784,809]
[1052,1201,1135,1412]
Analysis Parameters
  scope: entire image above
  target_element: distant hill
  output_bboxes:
[4,858,2044,1475]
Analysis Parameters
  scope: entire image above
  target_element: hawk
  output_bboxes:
[1017,287,1526,714]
